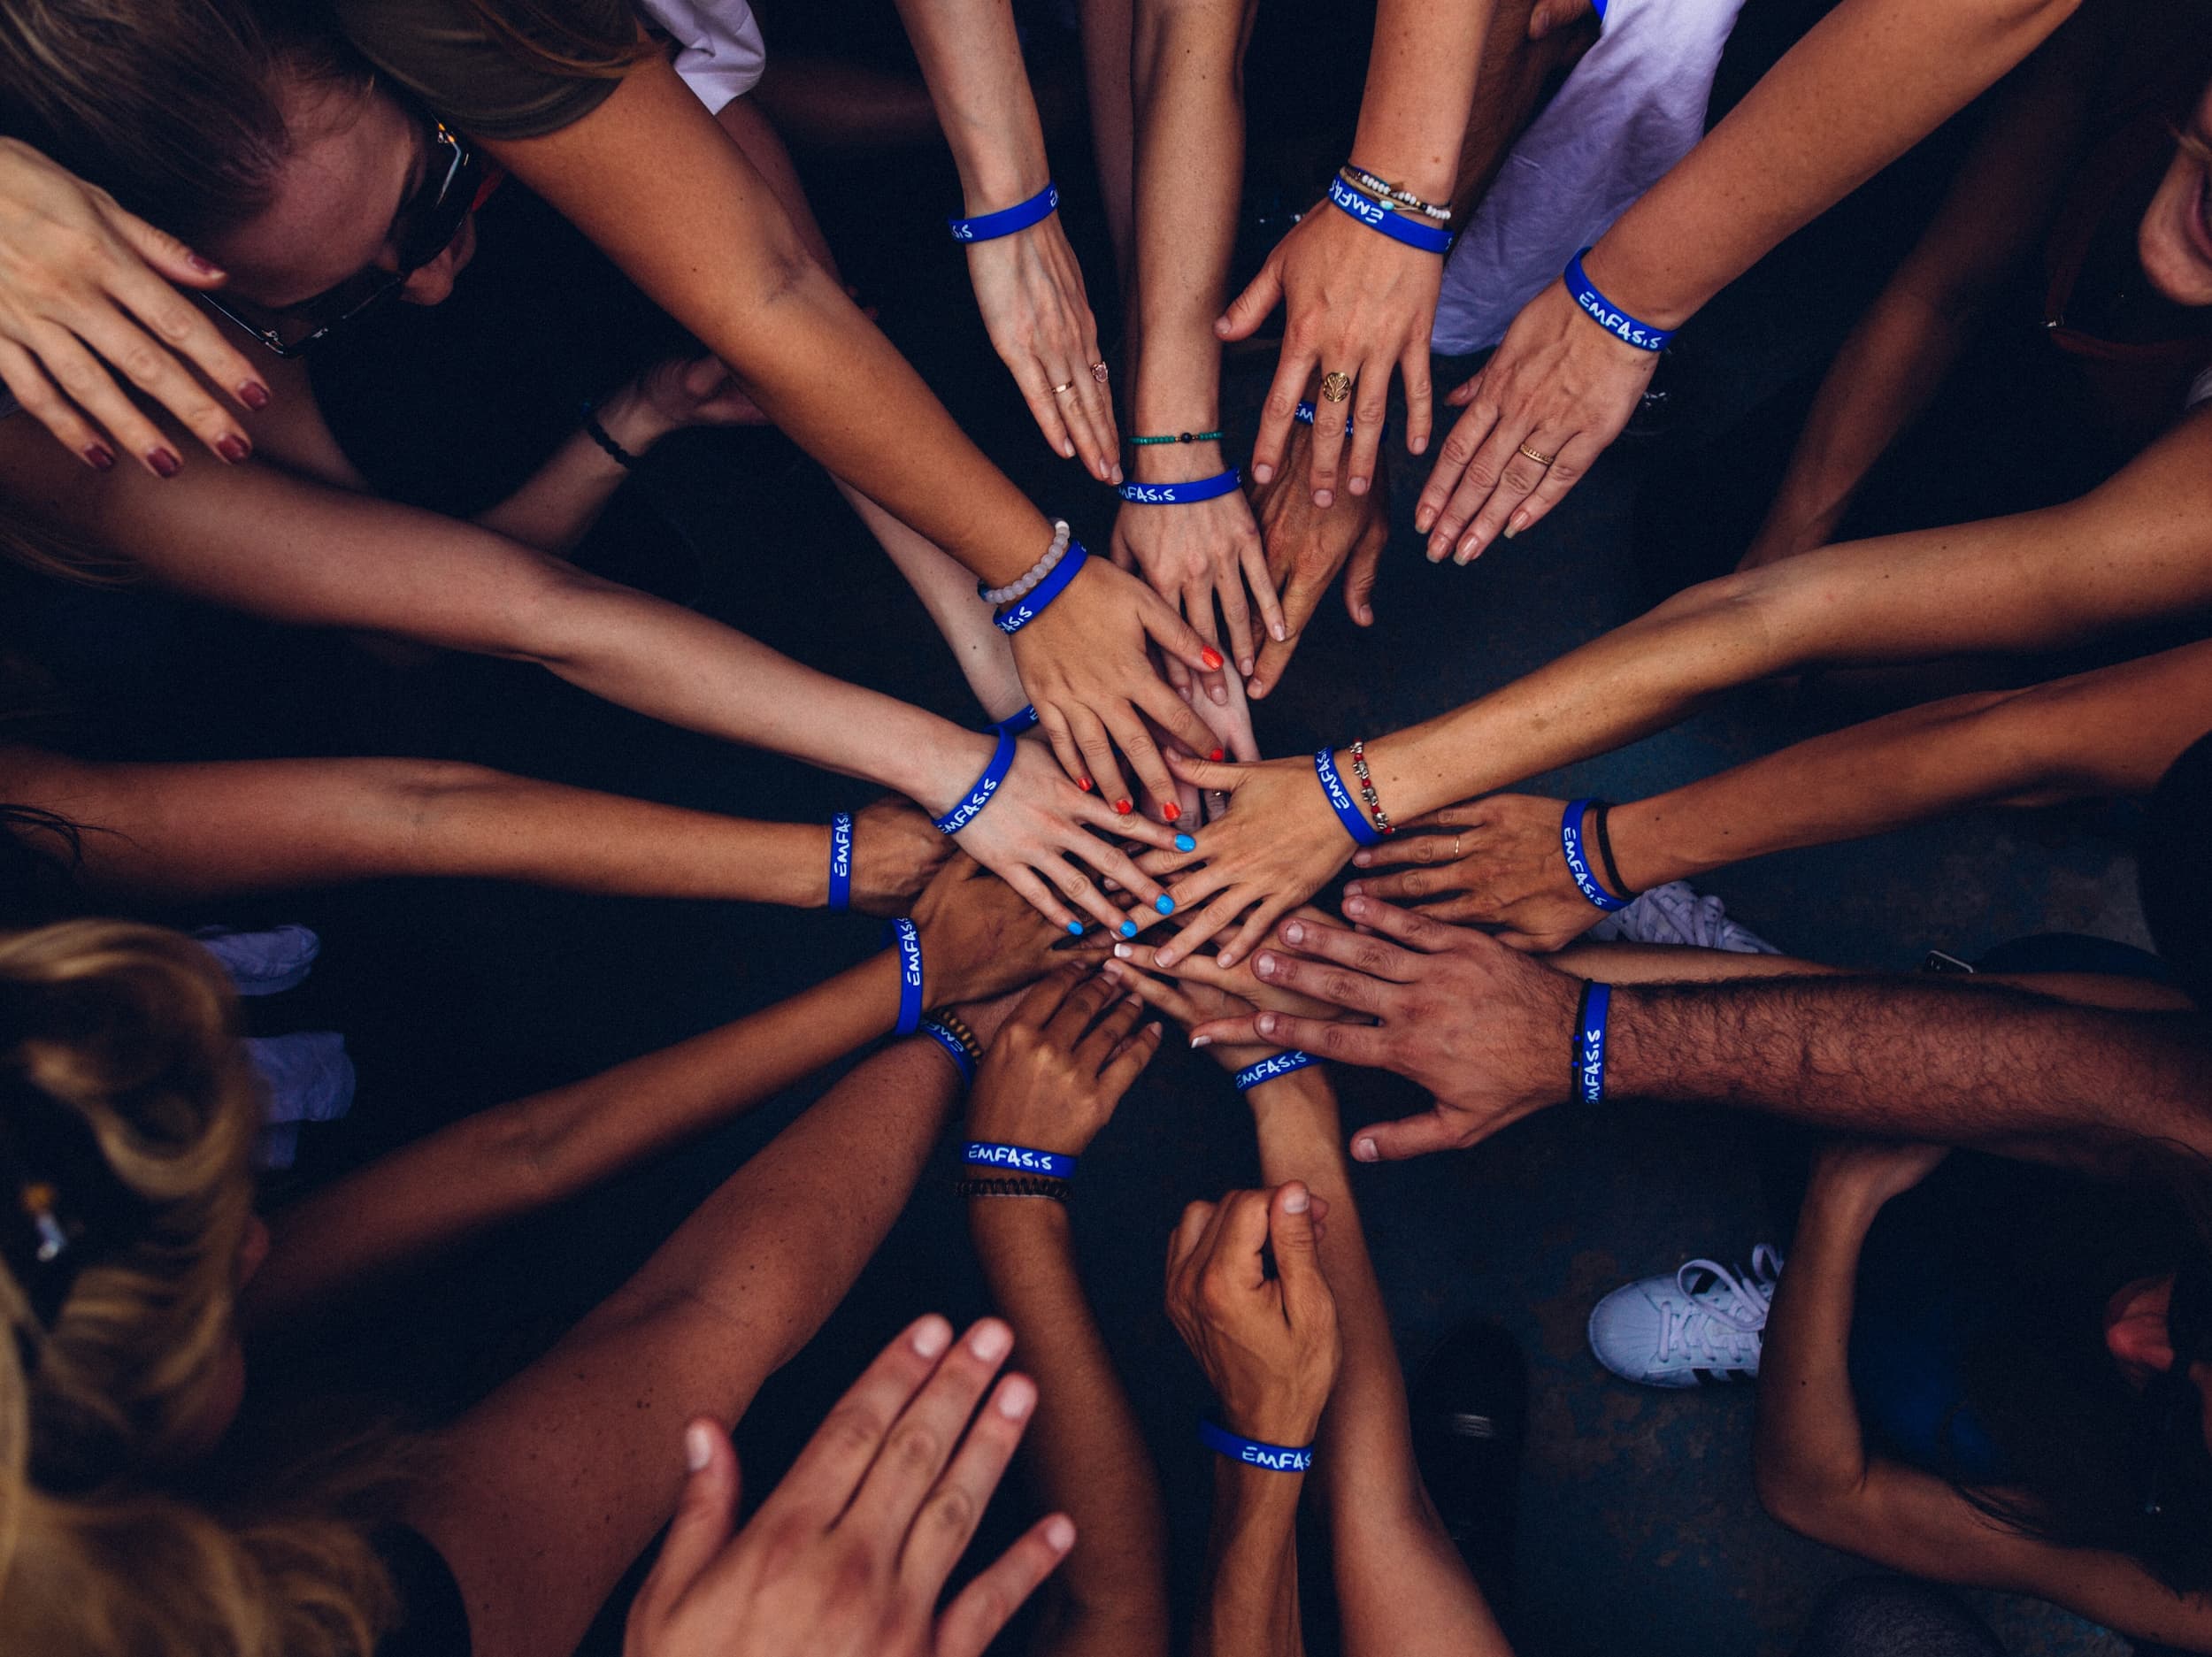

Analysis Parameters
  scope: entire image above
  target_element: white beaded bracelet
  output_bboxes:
[979,519,1072,607]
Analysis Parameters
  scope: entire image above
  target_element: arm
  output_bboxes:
[1195,1464,1307,1657]
[0,748,945,912]
[1755,1146,2212,1652]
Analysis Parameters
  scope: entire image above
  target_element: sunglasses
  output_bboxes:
[206,119,481,359]
[2140,1255,2212,1518]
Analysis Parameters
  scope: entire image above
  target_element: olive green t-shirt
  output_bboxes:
[329,0,636,140]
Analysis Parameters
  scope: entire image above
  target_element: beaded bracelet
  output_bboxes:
[978,519,1072,606]
[1341,162,1452,222]
[1314,748,1383,848]
[579,404,640,470]
[949,182,1059,243]
[929,1009,985,1065]
[1560,798,1630,913]
[955,1175,1071,1203]
[827,811,854,912]
[1573,980,1613,1103]
[995,541,1090,634]
[1117,469,1242,506]
[1130,428,1226,447]
[1348,740,1394,838]
[1327,175,1453,255]
[1563,248,1674,353]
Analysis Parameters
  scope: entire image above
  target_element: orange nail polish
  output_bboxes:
[1078,777,1094,792]
[1162,802,1181,822]
[1113,798,1133,815]
[1201,648,1225,671]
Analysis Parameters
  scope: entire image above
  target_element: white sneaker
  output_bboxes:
[1586,881,1780,955]
[1586,1245,1783,1387]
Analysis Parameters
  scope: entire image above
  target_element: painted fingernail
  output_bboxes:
[685,1422,717,1471]
[1120,920,1139,938]
[1155,894,1175,916]
[1255,953,1277,978]
[1209,748,1225,763]
[147,447,181,478]
[912,1316,953,1357]
[1113,943,1134,960]
[970,1320,1013,1361]
[1353,1137,1379,1162]
[1113,799,1133,816]
[1253,463,1273,484]
[1079,777,1094,793]
[1068,921,1086,936]
[1284,1185,1311,1213]
[1190,1034,1212,1048]
[1282,921,1304,944]
[996,1374,1037,1418]
[1201,648,1225,671]
[1162,802,1181,823]
[187,253,220,276]
[1174,832,1197,852]
[216,433,250,464]
[81,443,114,472]
[237,380,270,410]
[1313,488,1333,509]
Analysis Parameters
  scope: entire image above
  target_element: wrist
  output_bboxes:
[953,142,1052,219]
[591,387,675,456]
[1130,439,1230,486]
[969,1188,1074,1245]
[1219,1393,1325,1450]
[1342,129,1455,206]
[1599,797,1694,895]
[910,725,1001,819]
[1578,234,1696,334]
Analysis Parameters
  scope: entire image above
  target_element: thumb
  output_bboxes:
[1348,1107,1478,1165]
[102,199,224,286]
[1164,749,1246,792]
[638,1419,742,1612]
[682,354,730,397]
[1268,1182,1331,1319]
[1343,525,1383,628]
[1217,257,1283,342]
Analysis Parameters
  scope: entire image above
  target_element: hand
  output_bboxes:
[1220,205,1440,509]
[1111,472,1280,695]
[908,851,1069,1006]
[1161,671,1260,828]
[1414,274,1658,563]
[965,963,1164,1157]
[1246,418,1387,699]
[851,797,956,917]
[1133,753,1359,970]
[597,355,769,453]
[1809,1140,1950,1208]
[935,733,1187,936]
[1010,557,1225,817]
[1185,896,1583,1162]
[964,218,1119,484]
[1343,794,1595,952]
[1165,1185,1340,1446]
[623,1315,1071,1657]
[1099,918,1347,1071]
[0,137,269,475]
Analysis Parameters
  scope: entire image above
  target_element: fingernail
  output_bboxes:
[188,253,220,276]
[996,1374,1037,1418]
[1174,832,1196,852]
[216,433,250,464]
[1044,1515,1077,1552]
[1256,1012,1279,1036]
[1201,648,1225,671]
[685,1422,717,1471]
[1156,948,1179,969]
[1063,443,1076,459]
[1238,657,1254,674]
[1068,921,1086,936]
[1209,683,1228,705]
[1283,921,1304,944]
[1284,1185,1310,1213]
[1110,466,1125,486]
[970,1320,1013,1362]
[1208,748,1225,763]
[1412,434,1429,455]
[1313,488,1333,509]
[1344,880,1365,899]
[1113,799,1133,816]
[1189,1034,1212,1048]
[81,443,114,472]
[1358,607,1374,625]
[1248,681,1267,698]
[1427,542,1448,564]
[147,447,181,478]
[1502,520,1519,541]
[1114,942,1134,960]
[1415,509,1434,533]
[1345,895,1369,917]
[1353,1137,1379,1162]
[1155,894,1175,916]
[1351,851,1371,867]
[237,380,270,410]
[1349,476,1368,496]
[1216,951,1235,969]
[1255,953,1277,977]
[1162,802,1181,822]
[1120,920,1139,938]
[1079,777,1094,793]
[1254,463,1273,484]
[912,1316,952,1357]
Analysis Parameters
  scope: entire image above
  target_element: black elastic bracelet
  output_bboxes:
[580,405,639,471]
[955,1176,1071,1203]
[1593,802,1636,901]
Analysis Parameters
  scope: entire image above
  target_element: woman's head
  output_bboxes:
[2141,78,2212,306]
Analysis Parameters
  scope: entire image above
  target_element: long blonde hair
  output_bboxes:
[0,921,394,1655]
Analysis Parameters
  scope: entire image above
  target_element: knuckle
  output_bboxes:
[918,1483,978,1540]
[885,1421,946,1478]
[818,1403,885,1461]
[1319,968,1364,1003]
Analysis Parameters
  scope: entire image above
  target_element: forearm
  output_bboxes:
[1753,1177,1882,1514]
[1348,0,1492,201]
[970,1201,1171,1655]
[472,390,672,554]
[1194,1466,1306,1657]
[894,0,1052,208]
[244,951,906,1328]
[1586,0,2078,326]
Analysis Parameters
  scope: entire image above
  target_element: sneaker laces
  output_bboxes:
[1657,1245,1782,1369]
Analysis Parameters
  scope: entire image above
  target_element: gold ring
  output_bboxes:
[1517,442,1556,467]
[1090,361,1110,384]
[1052,380,1077,396]
[1451,834,1463,860]
[1318,370,1353,403]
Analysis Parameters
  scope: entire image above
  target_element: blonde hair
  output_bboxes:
[0,921,394,1656]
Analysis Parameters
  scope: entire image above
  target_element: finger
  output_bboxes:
[1500,429,1602,541]
[1072,295,1118,451]
[1177,578,1228,703]
[1098,955,1209,1031]
[897,1370,1036,1584]
[1399,336,1434,460]
[1203,1186,1279,1292]
[1138,581,1227,680]
[1237,533,1287,656]
[1343,517,1384,629]
[1416,393,1498,549]
[105,263,269,417]
[845,1317,1015,1531]
[1035,703,1095,797]
[1149,887,1248,971]
[1170,1197,1219,1285]
[1250,338,1312,488]
[1306,372,1350,507]
[1099,1016,1165,1093]
[1229,1009,1391,1068]
[1340,892,1465,953]
[1268,1183,1333,1324]
[1336,864,1448,903]
[61,307,252,464]
[1217,254,1284,345]
[933,1511,1077,1657]
[0,341,111,469]
[17,323,176,475]
[1454,425,1567,564]
[772,1315,954,1524]
[1345,826,1463,870]
[1212,559,1256,685]
[1212,887,1299,971]
[1075,989,1146,1068]
[1248,941,1394,1016]
[1065,357,1118,485]
[1104,702,1187,821]
[1247,559,1329,699]
[1158,749,1246,795]
[1067,831,1171,928]
[635,1418,741,1619]
[1045,847,1135,936]
[1041,966,1120,1047]
[1133,672,1224,774]
[1002,860,1088,937]
[1064,704,1134,817]
[1004,959,1091,1037]
[1272,912,1424,981]
[1343,372,1388,500]
[1350,1107,1480,1164]
[1159,630,1194,699]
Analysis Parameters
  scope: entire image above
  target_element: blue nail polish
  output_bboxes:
[1068,921,1087,936]
[1174,832,1197,853]
[1119,920,1139,939]
[1155,894,1175,915]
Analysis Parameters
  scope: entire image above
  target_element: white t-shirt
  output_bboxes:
[641,0,767,114]
[1432,0,1747,355]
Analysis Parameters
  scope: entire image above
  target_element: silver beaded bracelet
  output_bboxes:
[1340,165,1452,223]
[979,519,1072,607]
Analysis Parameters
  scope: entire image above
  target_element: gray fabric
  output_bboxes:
[1794,1578,2009,1657]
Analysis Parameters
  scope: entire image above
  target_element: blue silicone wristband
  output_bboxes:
[1327,175,1452,255]
[995,704,1040,736]
[1575,980,1612,1104]
[1117,468,1242,506]
[918,1020,976,1087]
[949,182,1059,243]
[995,541,1089,635]
[1560,798,1629,912]
[1234,1051,1318,1093]
[935,727,1019,836]
[1314,749,1382,848]
[888,918,924,1035]
[963,1141,1077,1179]
[1199,1417,1314,1473]
[827,812,854,912]
[1294,399,1387,440]
[1562,248,1673,352]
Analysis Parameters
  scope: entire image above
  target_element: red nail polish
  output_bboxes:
[188,253,220,275]
[147,447,181,478]
[1209,748,1225,763]
[216,433,250,464]
[81,443,114,472]
[1113,798,1133,815]
[1162,802,1181,822]
[1201,648,1225,671]
[238,381,270,410]
[1078,777,1094,793]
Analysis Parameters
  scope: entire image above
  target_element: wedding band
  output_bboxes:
[1318,371,1353,404]
[1517,442,1556,466]
[1452,835,1463,860]
[1090,361,1110,383]
[1052,380,1077,396]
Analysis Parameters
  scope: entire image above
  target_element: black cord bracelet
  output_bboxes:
[1593,802,1637,901]
[955,1176,1071,1203]
[580,405,640,471]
